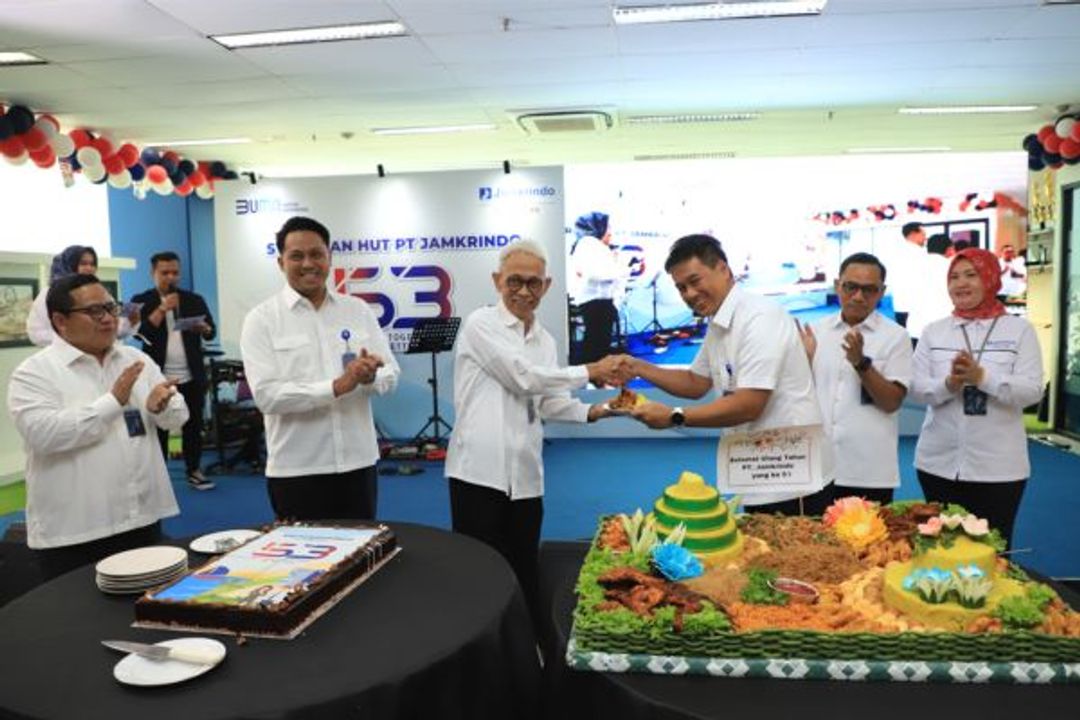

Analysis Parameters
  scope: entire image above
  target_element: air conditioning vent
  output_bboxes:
[634,151,736,161]
[515,110,614,135]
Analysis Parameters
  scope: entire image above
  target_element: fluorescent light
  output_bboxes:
[627,112,760,125]
[371,123,496,136]
[846,147,952,154]
[145,138,252,147]
[899,105,1037,115]
[613,1,827,24]
[635,152,736,161]
[0,51,46,66]
[211,21,406,49]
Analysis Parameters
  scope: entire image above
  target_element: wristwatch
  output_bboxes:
[670,407,686,427]
[854,356,873,373]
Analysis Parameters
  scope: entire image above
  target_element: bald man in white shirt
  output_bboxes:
[445,239,624,632]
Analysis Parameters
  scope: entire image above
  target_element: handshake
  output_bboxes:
[586,354,638,388]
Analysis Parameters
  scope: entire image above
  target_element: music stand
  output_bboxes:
[407,317,461,445]
[642,271,667,335]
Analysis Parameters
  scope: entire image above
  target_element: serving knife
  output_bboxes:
[102,640,220,665]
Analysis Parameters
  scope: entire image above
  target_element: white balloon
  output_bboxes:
[35,118,58,138]
[107,169,132,189]
[76,146,102,168]
[83,163,106,182]
[1056,116,1077,140]
[195,183,214,199]
[50,134,75,158]
[152,179,173,195]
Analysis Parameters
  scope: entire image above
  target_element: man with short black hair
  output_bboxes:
[798,253,912,506]
[626,234,828,514]
[8,274,187,579]
[132,252,217,490]
[891,222,928,332]
[241,216,400,521]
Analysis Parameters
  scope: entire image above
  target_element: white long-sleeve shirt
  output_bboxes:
[7,338,187,549]
[911,314,1044,482]
[240,286,400,478]
[445,302,591,500]
[809,310,913,489]
[690,286,826,506]
[570,235,621,304]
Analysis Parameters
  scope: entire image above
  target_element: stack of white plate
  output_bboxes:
[95,546,189,595]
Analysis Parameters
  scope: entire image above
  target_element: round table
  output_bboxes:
[0,523,540,720]
[538,541,1080,720]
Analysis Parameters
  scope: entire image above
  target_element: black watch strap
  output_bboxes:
[855,356,873,373]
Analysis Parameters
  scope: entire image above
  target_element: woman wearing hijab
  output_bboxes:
[910,247,1043,547]
[25,245,138,346]
[569,211,621,363]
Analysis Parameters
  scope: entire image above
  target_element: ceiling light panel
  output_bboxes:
[899,105,1037,115]
[211,22,406,49]
[613,1,828,25]
[0,51,47,66]
[627,113,760,125]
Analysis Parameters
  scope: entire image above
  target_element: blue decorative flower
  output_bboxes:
[651,543,704,581]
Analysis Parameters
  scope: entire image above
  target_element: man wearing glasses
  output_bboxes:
[797,252,913,506]
[8,274,188,580]
[445,240,625,633]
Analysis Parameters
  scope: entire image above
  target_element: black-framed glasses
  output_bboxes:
[840,281,882,296]
[505,275,545,294]
[68,302,121,320]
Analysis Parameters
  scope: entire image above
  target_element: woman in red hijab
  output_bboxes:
[909,247,1044,547]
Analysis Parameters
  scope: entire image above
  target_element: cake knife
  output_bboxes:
[102,640,221,665]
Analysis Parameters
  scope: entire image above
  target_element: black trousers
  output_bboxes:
[578,298,617,364]
[34,521,162,582]
[831,484,894,506]
[157,380,206,474]
[267,465,378,521]
[448,478,544,635]
[917,470,1026,549]
[751,486,835,517]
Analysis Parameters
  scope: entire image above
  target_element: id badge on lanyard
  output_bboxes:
[959,317,999,417]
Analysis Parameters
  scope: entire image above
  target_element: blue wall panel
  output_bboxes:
[107,189,191,299]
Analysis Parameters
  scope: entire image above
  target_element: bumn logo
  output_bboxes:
[478,187,493,200]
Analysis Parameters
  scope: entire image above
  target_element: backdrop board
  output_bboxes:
[212,168,566,438]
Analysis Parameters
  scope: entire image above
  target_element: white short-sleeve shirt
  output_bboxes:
[809,310,913,489]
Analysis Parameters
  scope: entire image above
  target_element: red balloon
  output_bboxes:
[92,136,114,158]
[1044,134,1062,154]
[1061,138,1080,160]
[28,144,53,161]
[162,150,181,165]
[103,154,125,175]
[31,146,56,168]
[0,136,25,158]
[146,165,168,184]
[118,143,139,167]
[175,180,193,196]
[1072,122,1080,143]
[20,126,48,152]
[70,128,93,148]
[188,170,206,188]
[1037,124,1056,144]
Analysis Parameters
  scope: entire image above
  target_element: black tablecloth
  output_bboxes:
[539,541,1080,720]
[0,523,540,720]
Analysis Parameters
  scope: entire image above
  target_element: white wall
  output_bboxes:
[0,162,110,254]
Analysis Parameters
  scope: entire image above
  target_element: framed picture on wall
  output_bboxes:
[0,278,40,348]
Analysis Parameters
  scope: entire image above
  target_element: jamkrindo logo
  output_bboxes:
[477,185,557,201]
[234,197,309,215]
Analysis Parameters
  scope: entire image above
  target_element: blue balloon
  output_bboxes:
[67,154,81,172]
[129,163,146,181]
[6,105,34,134]
[1043,150,1063,165]
[178,159,195,175]
[1028,155,1046,171]
[140,148,161,166]
[209,161,226,178]
[161,158,177,174]
[169,170,185,186]
[0,116,12,140]
[222,170,238,180]
[1021,133,1040,153]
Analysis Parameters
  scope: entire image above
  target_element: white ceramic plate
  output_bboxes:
[113,638,226,687]
[95,546,188,579]
[189,529,262,554]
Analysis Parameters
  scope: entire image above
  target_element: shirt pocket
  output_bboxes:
[271,334,313,378]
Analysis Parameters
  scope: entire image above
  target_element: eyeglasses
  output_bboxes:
[68,302,121,320]
[840,281,883,296]
[505,275,545,294]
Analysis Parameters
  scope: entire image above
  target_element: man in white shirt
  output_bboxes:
[569,212,622,363]
[241,216,400,521]
[445,239,623,631]
[627,234,827,514]
[8,274,187,580]
[999,244,1027,297]
[890,222,928,336]
[798,252,913,506]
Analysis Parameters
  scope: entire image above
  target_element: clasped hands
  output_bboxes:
[112,361,178,413]
[335,348,385,396]
[945,351,985,392]
[586,354,637,387]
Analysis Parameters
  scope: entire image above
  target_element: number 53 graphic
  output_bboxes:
[334,265,453,328]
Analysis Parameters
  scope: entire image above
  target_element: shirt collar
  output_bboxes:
[496,300,539,341]
[830,309,882,332]
[711,285,743,330]
[50,334,117,367]
[282,284,336,310]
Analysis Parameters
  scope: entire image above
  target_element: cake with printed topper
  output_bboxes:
[571,483,1080,683]
[135,522,399,638]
